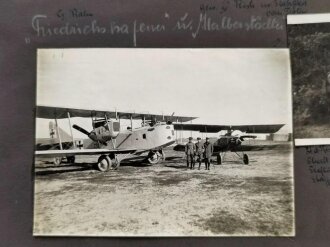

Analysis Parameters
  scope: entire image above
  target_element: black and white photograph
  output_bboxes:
[288,13,330,146]
[33,48,294,236]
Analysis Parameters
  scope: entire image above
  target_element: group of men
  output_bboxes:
[185,137,214,170]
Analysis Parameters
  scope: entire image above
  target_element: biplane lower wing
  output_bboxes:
[173,123,284,133]
[35,148,137,158]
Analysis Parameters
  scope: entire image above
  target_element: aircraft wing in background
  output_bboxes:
[173,123,285,133]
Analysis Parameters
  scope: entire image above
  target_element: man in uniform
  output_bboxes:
[195,137,204,170]
[203,137,214,170]
[185,137,196,169]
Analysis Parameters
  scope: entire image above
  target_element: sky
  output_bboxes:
[36,48,292,138]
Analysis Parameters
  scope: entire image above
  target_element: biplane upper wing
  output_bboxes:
[36,105,197,123]
[35,148,137,158]
[173,123,284,133]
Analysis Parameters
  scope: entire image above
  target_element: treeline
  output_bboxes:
[288,24,330,125]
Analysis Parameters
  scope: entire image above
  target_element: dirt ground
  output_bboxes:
[33,144,295,236]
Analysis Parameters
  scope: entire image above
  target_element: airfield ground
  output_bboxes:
[33,143,294,236]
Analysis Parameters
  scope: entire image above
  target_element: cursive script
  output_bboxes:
[305,146,330,187]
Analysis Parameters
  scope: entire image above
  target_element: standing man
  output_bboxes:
[203,137,214,170]
[195,137,204,170]
[185,137,196,169]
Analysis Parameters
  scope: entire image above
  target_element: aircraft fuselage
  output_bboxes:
[83,123,176,152]
[214,136,242,152]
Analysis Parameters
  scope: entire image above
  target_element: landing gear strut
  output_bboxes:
[217,154,222,165]
[111,156,121,170]
[216,151,249,165]
[243,154,249,165]
[234,152,249,165]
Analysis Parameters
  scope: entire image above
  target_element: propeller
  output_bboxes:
[72,124,109,145]
[72,124,91,136]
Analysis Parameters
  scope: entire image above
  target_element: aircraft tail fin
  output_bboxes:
[49,121,73,142]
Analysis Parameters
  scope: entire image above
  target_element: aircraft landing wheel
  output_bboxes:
[147,151,162,164]
[243,154,249,165]
[53,157,62,166]
[96,155,111,172]
[67,156,75,163]
[217,154,222,165]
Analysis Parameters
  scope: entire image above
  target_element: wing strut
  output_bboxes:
[190,120,193,137]
[130,115,133,131]
[180,119,183,143]
[105,113,116,149]
[54,117,63,150]
[91,113,100,148]
[67,112,75,148]
[175,117,178,143]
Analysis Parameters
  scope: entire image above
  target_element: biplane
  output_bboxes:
[172,123,285,165]
[36,121,83,164]
[34,105,196,171]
